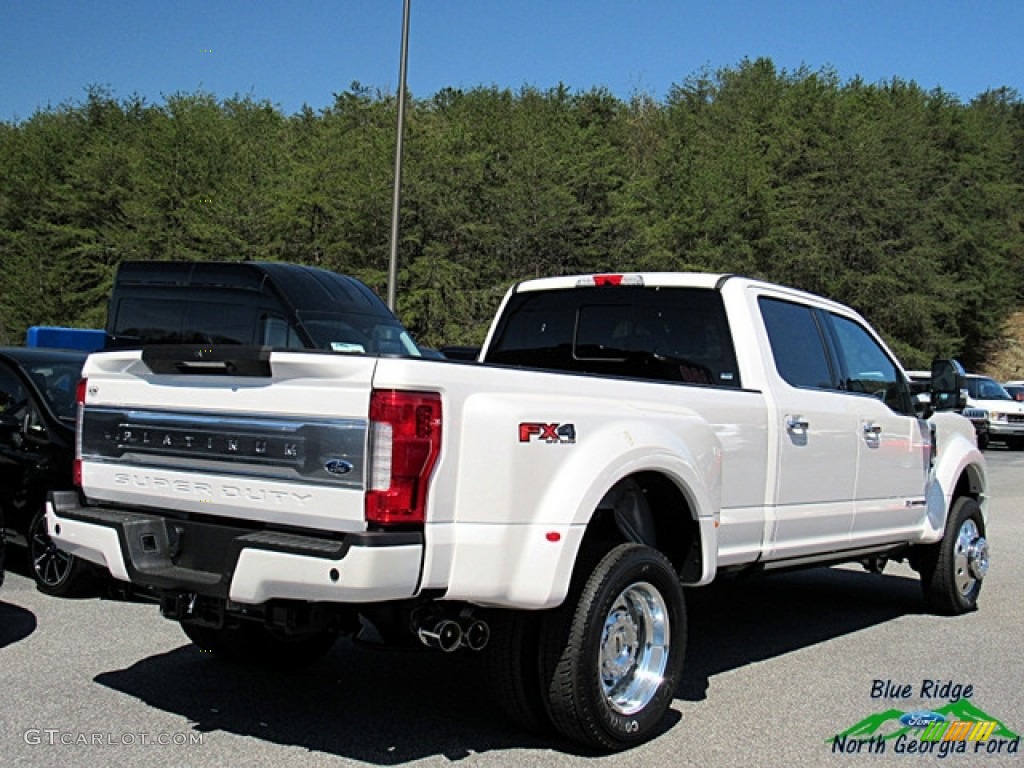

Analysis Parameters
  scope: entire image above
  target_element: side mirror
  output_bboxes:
[930,359,967,411]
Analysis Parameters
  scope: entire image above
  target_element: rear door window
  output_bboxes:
[758,298,835,389]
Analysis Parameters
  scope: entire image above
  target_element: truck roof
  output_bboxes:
[511,272,860,318]
[113,260,391,316]
[513,272,730,292]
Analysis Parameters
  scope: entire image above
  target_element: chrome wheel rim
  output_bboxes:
[31,524,72,588]
[953,519,988,595]
[599,581,670,715]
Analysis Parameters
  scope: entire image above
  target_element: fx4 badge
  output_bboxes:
[519,422,577,444]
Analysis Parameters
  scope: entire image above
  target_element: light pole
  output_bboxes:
[387,0,411,311]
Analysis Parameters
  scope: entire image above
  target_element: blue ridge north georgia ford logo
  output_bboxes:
[829,680,1020,759]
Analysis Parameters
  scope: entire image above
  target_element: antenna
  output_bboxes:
[387,0,411,311]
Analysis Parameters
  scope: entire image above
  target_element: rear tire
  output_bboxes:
[483,610,554,735]
[919,497,988,615]
[540,543,686,751]
[180,620,337,666]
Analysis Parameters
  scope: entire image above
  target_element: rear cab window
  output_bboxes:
[485,286,742,387]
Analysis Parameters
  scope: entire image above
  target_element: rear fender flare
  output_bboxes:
[530,418,721,602]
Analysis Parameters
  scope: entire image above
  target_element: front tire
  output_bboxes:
[541,543,686,751]
[30,506,94,597]
[919,497,988,615]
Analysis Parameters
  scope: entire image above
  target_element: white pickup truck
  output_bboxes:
[49,271,988,751]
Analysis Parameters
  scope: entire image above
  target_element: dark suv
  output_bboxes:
[106,260,422,355]
[0,346,94,595]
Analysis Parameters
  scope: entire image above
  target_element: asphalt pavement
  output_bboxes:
[2,450,1022,767]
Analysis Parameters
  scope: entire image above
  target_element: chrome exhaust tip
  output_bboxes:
[462,619,490,651]
[416,619,462,652]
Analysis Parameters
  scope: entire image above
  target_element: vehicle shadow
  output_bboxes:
[93,565,923,762]
[0,601,37,648]
[96,639,565,762]
[679,565,924,701]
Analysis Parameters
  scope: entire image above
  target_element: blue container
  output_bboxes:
[25,326,106,352]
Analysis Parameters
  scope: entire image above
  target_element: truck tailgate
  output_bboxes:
[78,348,377,533]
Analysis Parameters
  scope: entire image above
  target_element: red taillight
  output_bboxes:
[365,390,442,527]
[73,378,87,487]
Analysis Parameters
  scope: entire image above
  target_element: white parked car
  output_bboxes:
[965,374,1024,449]
[906,370,990,448]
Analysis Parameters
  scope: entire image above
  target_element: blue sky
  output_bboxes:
[2,1,1022,122]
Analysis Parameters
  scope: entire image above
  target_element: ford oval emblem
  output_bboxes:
[324,459,353,476]
[899,711,945,728]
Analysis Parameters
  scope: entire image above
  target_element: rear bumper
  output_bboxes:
[46,491,423,605]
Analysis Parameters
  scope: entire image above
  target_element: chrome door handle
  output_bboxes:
[863,422,882,436]
[786,416,809,433]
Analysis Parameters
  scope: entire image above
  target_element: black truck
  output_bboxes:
[105,260,422,356]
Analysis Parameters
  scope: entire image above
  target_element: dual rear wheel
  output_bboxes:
[487,543,686,751]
